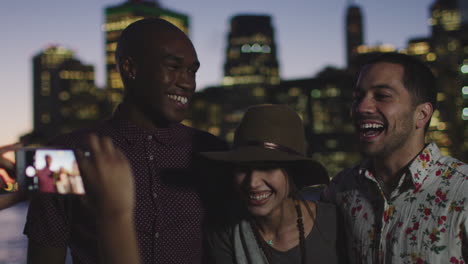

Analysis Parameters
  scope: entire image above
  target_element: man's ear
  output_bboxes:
[120,57,137,81]
[415,102,433,129]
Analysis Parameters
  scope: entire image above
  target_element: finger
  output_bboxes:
[0,142,23,155]
[100,136,115,155]
[86,134,101,158]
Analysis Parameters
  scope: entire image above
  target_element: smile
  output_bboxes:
[167,94,188,104]
[358,121,386,140]
[249,191,272,201]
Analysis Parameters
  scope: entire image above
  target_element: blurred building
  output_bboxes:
[29,45,109,144]
[189,12,361,176]
[426,0,467,158]
[104,0,189,108]
[345,1,364,67]
[223,15,280,87]
[190,14,281,143]
[274,68,359,176]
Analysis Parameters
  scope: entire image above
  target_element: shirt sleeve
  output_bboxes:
[321,167,356,203]
[24,193,70,247]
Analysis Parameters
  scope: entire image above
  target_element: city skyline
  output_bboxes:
[1,0,433,144]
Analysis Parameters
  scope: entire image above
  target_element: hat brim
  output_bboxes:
[200,146,329,186]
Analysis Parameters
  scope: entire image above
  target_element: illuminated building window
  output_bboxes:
[437,122,447,130]
[461,65,468,74]
[252,87,265,97]
[311,89,321,98]
[437,92,446,101]
[159,16,188,34]
[326,139,338,149]
[356,44,395,54]
[59,91,70,101]
[448,40,458,51]
[208,127,220,136]
[251,43,262,52]
[111,79,124,89]
[408,42,429,55]
[463,108,468,121]
[107,54,116,64]
[41,83,50,96]
[325,86,340,97]
[426,53,437,61]
[41,113,51,124]
[111,92,122,103]
[288,87,301,97]
[241,44,251,53]
[106,42,117,51]
[462,86,468,98]
[181,120,192,127]
[104,16,144,32]
[225,130,235,143]
[41,71,50,80]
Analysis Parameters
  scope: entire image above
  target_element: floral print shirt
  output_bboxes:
[323,143,468,264]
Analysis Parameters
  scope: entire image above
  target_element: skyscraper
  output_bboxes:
[32,45,105,142]
[223,15,280,87]
[430,0,461,35]
[33,45,74,132]
[103,0,189,107]
[345,1,364,67]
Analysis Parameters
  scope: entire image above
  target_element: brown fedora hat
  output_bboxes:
[200,104,329,186]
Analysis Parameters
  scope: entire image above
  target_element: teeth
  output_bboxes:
[361,123,383,129]
[168,94,188,104]
[249,192,272,201]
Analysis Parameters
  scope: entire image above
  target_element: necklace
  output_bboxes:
[251,200,307,264]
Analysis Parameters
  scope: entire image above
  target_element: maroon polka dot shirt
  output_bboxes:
[24,108,227,264]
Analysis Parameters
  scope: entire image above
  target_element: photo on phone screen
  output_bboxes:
[16,148,86,195]
[0,150,16,194]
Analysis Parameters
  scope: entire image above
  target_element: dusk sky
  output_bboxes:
[1,0,434,144]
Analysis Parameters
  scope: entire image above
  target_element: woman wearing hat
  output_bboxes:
[202,104,344,264]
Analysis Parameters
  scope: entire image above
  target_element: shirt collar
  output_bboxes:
[358,142,442,189]
[110,104,187,145]
[407,142,441,188]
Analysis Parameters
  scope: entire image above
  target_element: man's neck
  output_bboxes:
[371,140,426,196]
[117,101,171,130]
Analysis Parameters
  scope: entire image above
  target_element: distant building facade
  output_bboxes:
[223,15,280,87]
[30,45,109,143]
[345,2,364,67]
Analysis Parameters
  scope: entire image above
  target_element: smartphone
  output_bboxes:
[15,148,86,195]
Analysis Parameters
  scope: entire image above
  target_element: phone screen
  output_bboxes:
[16,148,86,195]
[0,150,16,194]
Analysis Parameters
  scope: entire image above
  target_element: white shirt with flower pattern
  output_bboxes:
[323,143,468,264]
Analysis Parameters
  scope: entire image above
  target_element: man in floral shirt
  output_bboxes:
[323,53,468,264]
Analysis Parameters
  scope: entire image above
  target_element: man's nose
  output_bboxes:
[353,95,375,115]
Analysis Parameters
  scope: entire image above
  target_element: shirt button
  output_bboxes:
[155,232,159,239]
[153,192,157,199]
[149,155,154,160]
[147,135,153,140]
